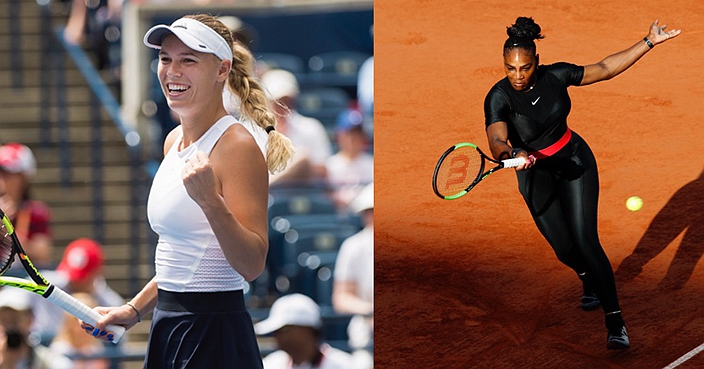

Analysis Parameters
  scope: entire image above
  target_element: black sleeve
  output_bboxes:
[484,84,510,128]
[550,62,585,86]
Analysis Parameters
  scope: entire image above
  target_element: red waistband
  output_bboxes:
[529,128,572,159]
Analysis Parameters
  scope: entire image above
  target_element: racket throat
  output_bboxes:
[41,284,56,298]
[18,254,50,286]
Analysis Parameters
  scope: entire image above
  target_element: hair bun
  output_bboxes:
[507,16,544,40]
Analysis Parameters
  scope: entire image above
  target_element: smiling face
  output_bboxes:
[157,34,230,118]
[503,48,539,91]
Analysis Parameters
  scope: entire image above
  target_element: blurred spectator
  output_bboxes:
[31,238,124,343]
[50,292,110,369]
[0,287,73,369]
[217,15,257,53]
[0,143,54,272]
[255,293,354,369]
[357,25,373,136]
[62,0,122,77]
[357,55,373,135]
[261,69,333,187]
[325,108,373,210]
[332,183,373,369]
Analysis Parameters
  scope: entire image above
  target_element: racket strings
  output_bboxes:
[435,147,483,197]
[0,224,15,274]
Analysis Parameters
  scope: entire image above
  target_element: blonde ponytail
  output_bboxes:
[265,129,296,173]
[228,41,295,173]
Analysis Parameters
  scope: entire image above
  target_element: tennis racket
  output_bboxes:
[432,142,529,200]
[0,209,125,343]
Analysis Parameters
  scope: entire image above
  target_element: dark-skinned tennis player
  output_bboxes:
[483,16,680,349]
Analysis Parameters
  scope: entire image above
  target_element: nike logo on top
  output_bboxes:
[532,97,541,105]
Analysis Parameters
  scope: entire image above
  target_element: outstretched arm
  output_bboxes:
[581,19,681,86]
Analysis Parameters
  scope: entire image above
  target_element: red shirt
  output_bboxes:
[14,200,52,242]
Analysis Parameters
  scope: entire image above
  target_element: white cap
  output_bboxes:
[0,287,33,312]
[0,143,36,177]
[261,69,299,100]
[254,294,321,335]
[350,182,374,213]
[143,17,233,61]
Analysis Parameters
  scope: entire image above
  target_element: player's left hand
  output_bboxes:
[648,19,681,45]
[514,151,536,171]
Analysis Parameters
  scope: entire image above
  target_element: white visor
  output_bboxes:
[143,17,233,61]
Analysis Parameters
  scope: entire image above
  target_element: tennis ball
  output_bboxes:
[626,196,643,212]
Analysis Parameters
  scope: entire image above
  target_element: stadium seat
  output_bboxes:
[307,51,371,75]
[278,223,359,269]
[256,52,306,74]
[257,189,337,302]
[270,212,363,234]
[303,50,371,94]
[267,191,337,220]
[271,222,360,296]
[268,212,361,264]
[281,224,359,259]
[297,87,350,130]
[296,250,338,303]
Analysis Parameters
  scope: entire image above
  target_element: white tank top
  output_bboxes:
[147,116,246,292]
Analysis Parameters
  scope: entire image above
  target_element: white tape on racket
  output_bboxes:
[501,157,527,168]
[46,286,126,343]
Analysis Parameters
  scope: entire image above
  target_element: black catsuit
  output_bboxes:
[484,62,620,314]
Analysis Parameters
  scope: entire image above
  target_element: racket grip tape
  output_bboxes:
[45,286,126,343]
[501,157,527,168]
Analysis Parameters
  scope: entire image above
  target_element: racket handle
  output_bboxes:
[501,157,527,168]
[45,286,126,344]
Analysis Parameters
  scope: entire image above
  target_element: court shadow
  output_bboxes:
[615,167,704,290]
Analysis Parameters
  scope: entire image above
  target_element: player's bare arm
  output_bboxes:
[581,19,681,85]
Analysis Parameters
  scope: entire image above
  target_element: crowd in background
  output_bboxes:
[0,143,124,367]
[1,1,373,368]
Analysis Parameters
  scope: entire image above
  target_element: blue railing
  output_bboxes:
[52,29,138,147]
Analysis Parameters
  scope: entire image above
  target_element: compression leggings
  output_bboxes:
[516,132,620,314]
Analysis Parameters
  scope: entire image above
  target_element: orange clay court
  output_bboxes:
[374,0,704,367]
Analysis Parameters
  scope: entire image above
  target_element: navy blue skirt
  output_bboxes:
[143,289,263,369]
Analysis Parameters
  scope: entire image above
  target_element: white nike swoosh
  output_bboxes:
[532,97,541,105]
